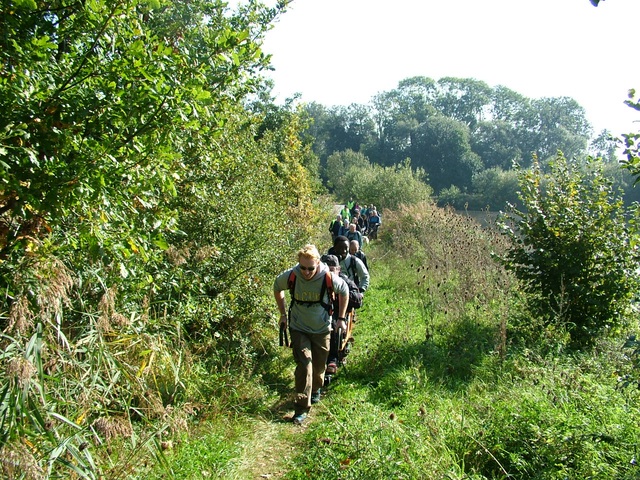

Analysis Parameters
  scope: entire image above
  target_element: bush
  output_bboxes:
[499,153,638,347]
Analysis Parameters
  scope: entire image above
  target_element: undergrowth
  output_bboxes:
[10,203,639,479]
[280,206,640,480]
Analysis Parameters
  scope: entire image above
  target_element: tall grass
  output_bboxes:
[283,203,640,479]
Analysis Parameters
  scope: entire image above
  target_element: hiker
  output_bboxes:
[274,244,348,425]
[367,209,381,239]
[321,254,362,375]
[352,211,365,232]
[333,235,370,293]
[329,214,342,242]
[350,239,368,271]
[347,197,356,214]
[339,204,351,222]
[338,217,350,237]
[346,223,363,249]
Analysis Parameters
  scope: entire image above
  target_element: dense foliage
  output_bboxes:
[620,89,640,183]
[0,0,325,477]
[499,153,638,347]
[303,77,594,205]
[325,150,433,210]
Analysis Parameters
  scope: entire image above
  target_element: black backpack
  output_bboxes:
[338,272,363,310]
[347,256,360,287]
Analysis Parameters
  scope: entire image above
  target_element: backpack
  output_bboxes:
[347,256,360,287]
[355,250,369,271]
[338,272,363,310]
[287,270,335,317]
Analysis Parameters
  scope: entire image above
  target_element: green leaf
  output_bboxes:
[14,0,37,9]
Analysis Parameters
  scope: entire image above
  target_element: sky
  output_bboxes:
[257,0,640,140]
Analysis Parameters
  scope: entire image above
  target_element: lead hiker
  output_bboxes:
[273,244,348,425]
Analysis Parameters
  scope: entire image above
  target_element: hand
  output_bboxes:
[336,319,347,331]
[279,314,287,328]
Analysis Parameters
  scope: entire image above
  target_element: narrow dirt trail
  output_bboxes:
[231,408,313,479]
[233,419,294,479]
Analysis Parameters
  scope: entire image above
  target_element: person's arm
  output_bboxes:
[336,292,348,331]
[274,290,287,327]
[356,259,370,292]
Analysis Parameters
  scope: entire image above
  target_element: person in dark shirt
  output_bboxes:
[349,239,368,271]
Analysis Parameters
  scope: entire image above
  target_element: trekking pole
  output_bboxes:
[279,323,289,347]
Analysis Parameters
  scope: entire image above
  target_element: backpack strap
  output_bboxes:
[287,270,334,316]
[349,257,360,286]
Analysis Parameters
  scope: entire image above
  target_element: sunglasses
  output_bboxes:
[299,265,316,272]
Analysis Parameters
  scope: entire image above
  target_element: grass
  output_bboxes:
[279,259,640,479]
[45,203,640,480]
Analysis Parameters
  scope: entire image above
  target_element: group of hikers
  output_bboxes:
[329,198,382,243]
[273,199,379,425]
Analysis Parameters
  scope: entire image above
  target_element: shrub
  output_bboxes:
[499,153,638,347]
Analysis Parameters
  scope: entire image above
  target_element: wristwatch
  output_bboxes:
[338,317,346,321]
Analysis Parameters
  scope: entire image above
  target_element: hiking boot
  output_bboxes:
[325,362,337,375]
[292,412,307,425]
[311,389,321,404]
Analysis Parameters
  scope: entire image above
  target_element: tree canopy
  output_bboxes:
[305,76,593,199]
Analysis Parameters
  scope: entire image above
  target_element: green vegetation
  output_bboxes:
[499,153,639,348]
[147,205,640,480]
[1,0,639,478]
[326,150,433,209]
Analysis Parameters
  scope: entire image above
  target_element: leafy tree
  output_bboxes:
[411,115,482,193]
[434,77,492,130]
[366,77,438,166]
[589,129,618,162]
[520,97,591,161]
[345,159,433,211]
[499,153,637,347]
[620,89,640,183]
[472,120,524,169]
[471,167,520,210]
[489,85,529,123]
[302,101,376,179]
[325,149,370,195]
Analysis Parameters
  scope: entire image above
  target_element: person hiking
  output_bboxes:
[274,244,348,425]
[329,214,342,242]
[349,239,368,271]
[346,223,363,249]
[333,235,370,293]
[338,217,350,237]
[367,209,381,239]
[320,254,362,376]
[347,197,355,214]
[339,204,351,222]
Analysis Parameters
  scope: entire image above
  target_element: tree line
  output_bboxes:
[302,75,639,209]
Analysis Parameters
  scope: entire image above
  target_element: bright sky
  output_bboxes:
[259,0,640,140]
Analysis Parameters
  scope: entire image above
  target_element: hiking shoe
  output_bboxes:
[325,362,337,375]
[311,389,322,404]
[292,412,307,425]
